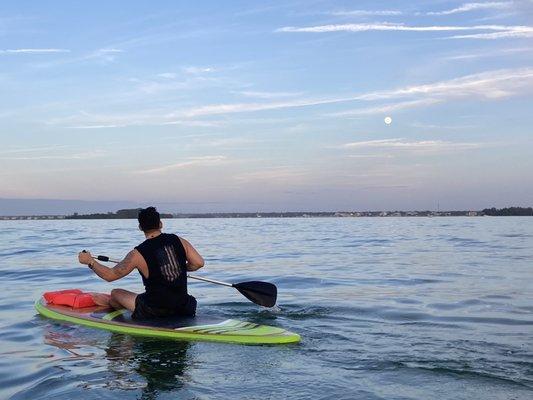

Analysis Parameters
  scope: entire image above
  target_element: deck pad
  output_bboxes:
[36,297,300,345]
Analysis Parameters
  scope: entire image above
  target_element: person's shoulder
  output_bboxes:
[135,238,150,251]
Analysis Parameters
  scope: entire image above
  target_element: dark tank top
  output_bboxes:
[135,233,188,309]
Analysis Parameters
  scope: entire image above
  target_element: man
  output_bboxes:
[78,207,204,319]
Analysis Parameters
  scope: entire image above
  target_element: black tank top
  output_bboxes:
[135,233,188,309]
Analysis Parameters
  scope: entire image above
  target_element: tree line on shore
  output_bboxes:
[60,207,533,219]
[66,209,173,219]
[482,207,533,216]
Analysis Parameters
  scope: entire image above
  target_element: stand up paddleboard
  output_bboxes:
[35,297,300,345]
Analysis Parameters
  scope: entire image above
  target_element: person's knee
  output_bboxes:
[110,288,122,300]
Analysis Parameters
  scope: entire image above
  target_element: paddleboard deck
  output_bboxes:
[35,297,300,345]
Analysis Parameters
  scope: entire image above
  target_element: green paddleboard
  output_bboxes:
[35,297,300,345]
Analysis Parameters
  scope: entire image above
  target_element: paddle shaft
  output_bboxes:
[93,255,233,287]
[92,254,277,307]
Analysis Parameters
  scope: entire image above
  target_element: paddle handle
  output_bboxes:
[96,255,119,263]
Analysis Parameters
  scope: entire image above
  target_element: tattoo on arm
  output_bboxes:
[112,251,136,278]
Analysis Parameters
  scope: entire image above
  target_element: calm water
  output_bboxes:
[0,217,532,399]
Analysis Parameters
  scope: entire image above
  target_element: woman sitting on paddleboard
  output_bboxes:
[78,206,204,319]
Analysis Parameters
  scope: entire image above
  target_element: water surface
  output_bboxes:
[0,217,532,399]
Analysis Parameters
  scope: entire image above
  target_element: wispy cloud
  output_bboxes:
[177,98,343,118]
[341,138,483,151]
[330,99,442,117]
[342,138,404,148]
[157,72,178,79]
[276,23,533,39]
[50,68,533,126]
[447,28,533,39]
[238,90,303,99]
[347,154,394,159]
[156,65,218,79]
[83,48,123,63]
[1,151,106,160]
[138,156,229,174]
[179,67,533,117]
[130,70,227,95]
[28,47,123,68]
[410,122,476,130]
[68,118,222,129]
[330,10,403,16]
[68,123,131,129]
[161,120,223,128]
[182,66,215,74]
[426,2,512,16]
[0,48,70,55]
[353,68,533,101]
[443,47,532,60]
[0,145,71,154]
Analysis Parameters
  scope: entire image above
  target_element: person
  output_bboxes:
[78,207,204,319]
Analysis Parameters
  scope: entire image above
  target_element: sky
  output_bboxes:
[0,0,532,213]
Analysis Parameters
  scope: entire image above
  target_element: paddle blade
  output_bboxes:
[233,281,277,307]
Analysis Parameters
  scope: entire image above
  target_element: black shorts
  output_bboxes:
[132,293,197,320]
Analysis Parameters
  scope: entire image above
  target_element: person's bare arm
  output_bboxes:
[180,238,205,271]
[78,250,139,282]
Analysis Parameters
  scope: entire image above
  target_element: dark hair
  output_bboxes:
[138,207,161,232]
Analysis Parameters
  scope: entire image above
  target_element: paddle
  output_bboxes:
[94,255,277,307]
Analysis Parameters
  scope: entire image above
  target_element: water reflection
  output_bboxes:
[105,334,191,400]
[44,328,191,399]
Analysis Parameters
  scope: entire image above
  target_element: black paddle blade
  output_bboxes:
[233,281,277,307]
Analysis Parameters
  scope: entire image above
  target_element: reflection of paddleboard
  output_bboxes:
[35,297,300,345]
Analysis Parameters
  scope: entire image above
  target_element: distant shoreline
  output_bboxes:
[1,207,531,220]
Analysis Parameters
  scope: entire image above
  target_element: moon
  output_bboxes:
[384,116,392,125]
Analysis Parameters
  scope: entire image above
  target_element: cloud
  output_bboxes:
[177,96,365,117]
[138,156,229,174]
[353,68,533,101]
[426,2,512,16]
[443,47,532,60]
[447,28,533,39]
[68,118,222,129]
[347,154,394,159]
[1,151,106,160]
[341,138,483,151]
[161,120,223,127]
[181,66,215,74]
[276,22,532,37]
[330,98,442,117]
[68,124,130,129]
[27,47,123,68]
[179,67,533,117]
[50,68,533,126]
[53,107,226,129]
[0,48,70,55]
[0,145,71,154]
[238,90,303,99]
[330,10,403,16]
[131,71,227,95]
[83,48,123,63]
[342,138,405,148]
[157,72,178,79]
[410,122,476,130]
